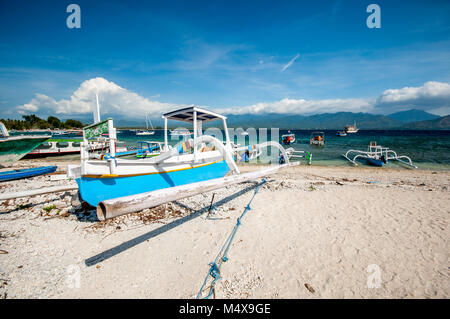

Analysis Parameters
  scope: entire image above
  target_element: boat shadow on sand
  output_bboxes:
[84,180,266,267]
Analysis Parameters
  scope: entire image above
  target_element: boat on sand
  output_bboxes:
[67,106,297,210]
[0,166,57,182]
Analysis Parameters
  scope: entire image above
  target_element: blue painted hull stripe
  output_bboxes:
[76,160,230,207]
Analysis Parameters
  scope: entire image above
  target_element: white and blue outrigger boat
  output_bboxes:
[342,141,417,168]
[66,107,305,219]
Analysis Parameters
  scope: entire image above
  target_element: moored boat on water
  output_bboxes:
[310,131,325,146]
[170,129,192,137]
[136,113,155,136]
[342,141,417,168]
[336,131,347,137]
[344,122,359,133]
[281,130,295,145]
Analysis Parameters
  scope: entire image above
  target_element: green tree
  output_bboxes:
[22,114,43,127]
[47,116,61,129]
[64,119,83,128]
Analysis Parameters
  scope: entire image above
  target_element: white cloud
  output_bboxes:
[218,97,374,115]
[220,81,450,116]
[16,77,181,119]
[281,53,300,72]
[15,78,450,119]
[375,81,450,112]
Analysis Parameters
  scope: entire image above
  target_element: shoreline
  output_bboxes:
[0,158,448,299]
[6,155,450,172]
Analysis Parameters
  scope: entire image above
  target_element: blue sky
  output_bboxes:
[0,0,449,121]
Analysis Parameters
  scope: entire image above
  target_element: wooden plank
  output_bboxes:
[0,185,78,200]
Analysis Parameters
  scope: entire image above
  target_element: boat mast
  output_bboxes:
[163,116,168,151]
[149,117,154,131]
[94,92,101,123]
[193,110,198,162]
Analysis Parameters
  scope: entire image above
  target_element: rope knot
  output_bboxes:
[208,262,221,279]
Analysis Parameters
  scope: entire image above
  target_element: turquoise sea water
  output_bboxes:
[14,129,450,170]
[115,129,450,170]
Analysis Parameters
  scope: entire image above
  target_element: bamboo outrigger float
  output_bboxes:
[63,106,302,219]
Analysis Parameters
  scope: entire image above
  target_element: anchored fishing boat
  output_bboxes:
[281,130,295,145]
[136,113,155,136]
[342,141,417,168]
[67,106,298,212]
[51,129,70,136]
[344,121,359,133]
[170,129,192,137]
[0,122,50,167]
[310,131,325,146]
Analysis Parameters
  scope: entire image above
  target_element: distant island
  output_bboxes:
[0,115,84,130]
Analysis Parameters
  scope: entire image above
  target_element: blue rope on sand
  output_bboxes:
[196,179,266,299]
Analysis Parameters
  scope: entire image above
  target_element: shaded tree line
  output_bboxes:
[0,115,84,130]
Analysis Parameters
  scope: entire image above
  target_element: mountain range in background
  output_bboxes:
[220,109,448,130]
[108,109,449,129]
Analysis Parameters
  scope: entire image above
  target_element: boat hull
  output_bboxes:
[76,160,230,207]
[0,136,50,167]
[24,150,80,158]
[0,165,57,182]
[366,158,384,167]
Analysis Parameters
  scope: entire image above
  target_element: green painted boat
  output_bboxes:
[0,122,50,167]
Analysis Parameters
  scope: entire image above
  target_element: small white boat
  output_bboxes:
[136,114,155,136]
[336,131,347,137]
[52,129,70,136]
[170,129,192,136]
[344,122,359,133]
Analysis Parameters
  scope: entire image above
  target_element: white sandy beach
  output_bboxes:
[0,160,448,299]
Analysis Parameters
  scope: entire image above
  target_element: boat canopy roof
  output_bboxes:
[162,106,226,123]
